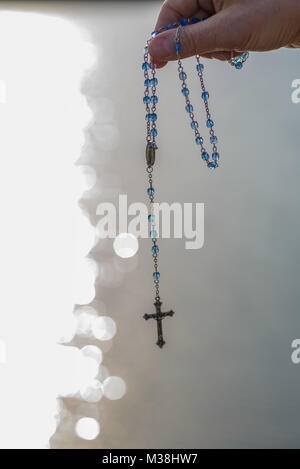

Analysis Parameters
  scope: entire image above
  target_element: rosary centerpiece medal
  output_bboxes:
[142,17,249,348]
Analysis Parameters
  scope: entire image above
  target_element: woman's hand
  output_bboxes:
[149,0,300,68]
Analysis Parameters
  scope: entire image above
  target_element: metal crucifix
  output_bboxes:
[144,300,174,348]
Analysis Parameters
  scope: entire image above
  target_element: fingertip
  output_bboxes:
[154,60,168,69]
[149,53,168,69]
[149,35,173,61]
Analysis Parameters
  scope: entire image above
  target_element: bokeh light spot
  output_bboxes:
[113,233,139,259]
[103,376,126,400]
[91,316,117,341]
[75,417,100,440]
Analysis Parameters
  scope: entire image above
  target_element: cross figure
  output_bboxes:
[144,300,174,348]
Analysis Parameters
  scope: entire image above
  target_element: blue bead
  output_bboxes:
[191,17,200,24]
[151,30,159,38]
[175,42,181,52]
[195,136,204,145]
[207,161,218,169]
[150,78,158,86]
[145,113,151,121]
[144,45,148,53]
[179,71,187,80]
[151,95,158,104]
[241,52,249,61]
[152,245,159,254]
[202,91,209,100]
[150,231,158,239]
[142,62,150,71]
[179,18,189,26]
[210,136,218,144]
[143,96,151,105]
[150,113,157,122]
[147,187,155,196]
[181,87,189,96]
[235,62,243,70]
[212,152,220,161]
[185,104,193,113]
[196,63,204,73]
[191,121,199,130]
[153,271,160,280]
[166,23,174,29]
[206,119,214,128]
[201,152,209,161]
[148,214,155,223]
[144,79,151,87]
[150,128,158,137]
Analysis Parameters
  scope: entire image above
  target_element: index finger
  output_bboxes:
[154,0,214,30]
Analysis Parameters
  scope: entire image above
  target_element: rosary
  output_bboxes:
[142,17,249,348]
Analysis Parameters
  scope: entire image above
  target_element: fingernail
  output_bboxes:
[149,37,172,60]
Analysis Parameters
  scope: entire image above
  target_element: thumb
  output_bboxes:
[149,9,242,61]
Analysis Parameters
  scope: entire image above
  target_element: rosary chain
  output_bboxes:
[143,17,249,302]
